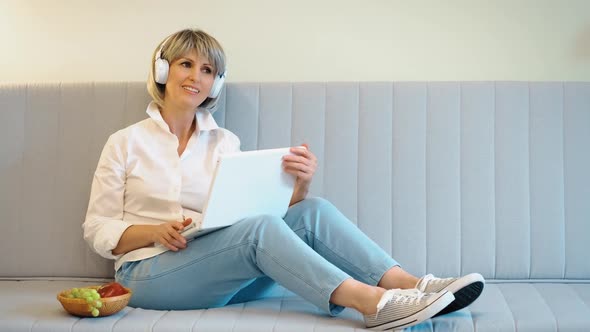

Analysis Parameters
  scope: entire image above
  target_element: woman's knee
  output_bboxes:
[284,197,342,232]
[242,214,291,239]
[295,197,335,213]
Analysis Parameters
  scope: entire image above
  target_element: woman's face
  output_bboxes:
[164,49,216,111]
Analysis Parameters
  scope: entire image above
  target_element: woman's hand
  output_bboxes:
[283,144,317,205]
[151,218,193,251]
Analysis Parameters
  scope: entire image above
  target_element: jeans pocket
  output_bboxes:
[116,261,139,281]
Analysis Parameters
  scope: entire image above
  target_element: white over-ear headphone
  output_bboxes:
[154,35,226,98]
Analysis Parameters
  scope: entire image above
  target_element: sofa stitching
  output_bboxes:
[230,303,246,332]
[531,284,559,331]
[150,310,169,332]
[110,306,134,332]
[496,284,518,332]
[189,308,206,332]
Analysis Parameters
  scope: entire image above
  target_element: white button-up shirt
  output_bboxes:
[83,102,240,271]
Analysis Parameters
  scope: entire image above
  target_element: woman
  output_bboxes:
[83,29,484,331]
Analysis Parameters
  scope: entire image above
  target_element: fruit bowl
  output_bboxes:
[57,285,132,317]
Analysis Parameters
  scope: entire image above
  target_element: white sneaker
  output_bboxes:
[363,288,454,331]
[415,272,485,316]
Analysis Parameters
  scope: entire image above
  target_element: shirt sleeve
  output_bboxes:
[222,129,241,153]
[83,133,132,260]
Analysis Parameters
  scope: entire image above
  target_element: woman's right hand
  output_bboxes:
[151,218,193,251]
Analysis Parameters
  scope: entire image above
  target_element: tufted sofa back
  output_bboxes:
[1,82,588,281]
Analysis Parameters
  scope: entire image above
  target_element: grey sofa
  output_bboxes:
[1,82,589,331]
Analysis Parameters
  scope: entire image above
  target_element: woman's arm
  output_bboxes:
[112,219,192,255]
[84,134,195,257]
[83,134,131,259]
[83,134,178,257]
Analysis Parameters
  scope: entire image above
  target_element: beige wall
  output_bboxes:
[1,0,589,83]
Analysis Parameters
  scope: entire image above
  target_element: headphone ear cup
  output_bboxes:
[154,58,169,84]
[208,73,226,98]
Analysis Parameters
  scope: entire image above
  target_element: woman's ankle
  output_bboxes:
[357,286,386,315]
[378,266,420,289]
[330,279,386,315]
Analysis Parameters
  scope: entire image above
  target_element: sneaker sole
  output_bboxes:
[368,290,455,331]
[434,273,485,317]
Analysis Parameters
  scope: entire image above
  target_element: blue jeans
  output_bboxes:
[115,197,398,315]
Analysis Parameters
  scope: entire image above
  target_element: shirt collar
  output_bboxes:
[146,101,219,133]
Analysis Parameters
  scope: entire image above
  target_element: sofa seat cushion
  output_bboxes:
[1,280,589,331]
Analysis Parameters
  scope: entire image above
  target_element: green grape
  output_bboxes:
[67,287,103,317]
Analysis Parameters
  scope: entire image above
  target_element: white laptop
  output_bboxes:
[179,147,300,240]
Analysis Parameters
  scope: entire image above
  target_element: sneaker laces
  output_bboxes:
[417,274,453,292]
[374,289,425,319]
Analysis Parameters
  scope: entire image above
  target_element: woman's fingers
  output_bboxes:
[160,235,185,251]
[283,160,316,175]
[182,218,193,228]
[287,148,317,164]
[155,220,188,251]
[283,164,313,180]
[283,162,311,174]
[167,225,187,247]
[283,155,317,174]
[169,238,186,249]
[157,233,179,251]
[283,155,314,167]
[170,221,185,231]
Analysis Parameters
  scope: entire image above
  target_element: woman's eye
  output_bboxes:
[202,67,212,74]
[181,62,192,68]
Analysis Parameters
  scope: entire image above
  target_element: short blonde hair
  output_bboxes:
[147,29,226,110]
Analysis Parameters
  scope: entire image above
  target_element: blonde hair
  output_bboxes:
[147,29,226,110]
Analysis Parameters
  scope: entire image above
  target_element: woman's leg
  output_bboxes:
[281,197,418,290]
[116,214,383,315]
[279,197,484,317]
[228,197,418,307]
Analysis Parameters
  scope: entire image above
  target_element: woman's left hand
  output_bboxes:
[282,143,317,193]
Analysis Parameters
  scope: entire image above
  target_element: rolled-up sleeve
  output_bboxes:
[83,133,132,260]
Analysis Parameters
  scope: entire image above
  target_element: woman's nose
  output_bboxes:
[188,68,200,82]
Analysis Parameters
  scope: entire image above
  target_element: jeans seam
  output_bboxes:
[255,245,334,298]
[296,227,381,284]
[118,240,257,282]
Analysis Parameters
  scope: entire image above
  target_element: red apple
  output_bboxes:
[97,282,128,298]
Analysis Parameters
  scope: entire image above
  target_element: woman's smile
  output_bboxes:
[182,85,200,94]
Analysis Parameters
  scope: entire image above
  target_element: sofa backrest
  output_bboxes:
[1,82,588,280]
